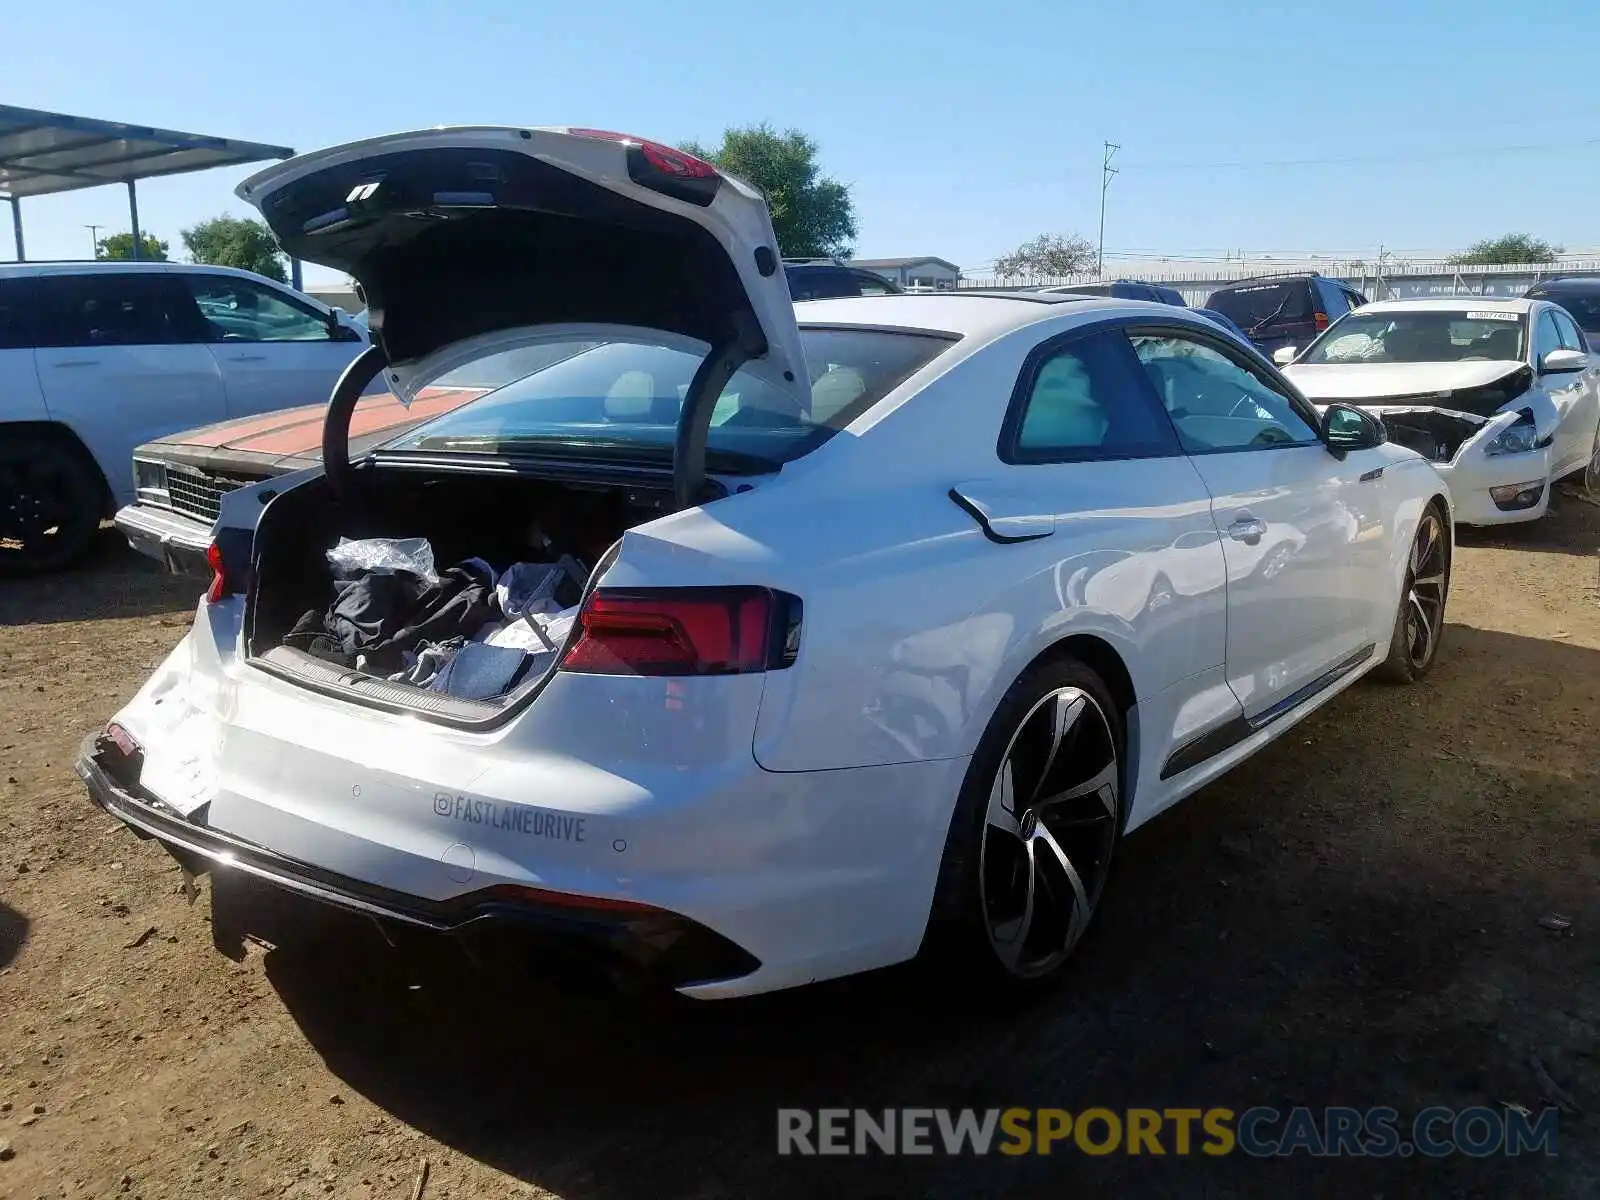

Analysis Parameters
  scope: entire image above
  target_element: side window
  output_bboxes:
[1130,330,1320,453]
[185,275,331,342]
[1345,288,1367,310]
[1534,310,1563,362]
[851,271,896,296]
[0,278,35,349]
[33,273,198,348]
[1318,281,1350,318]
[1006,331,1178,462]
[1551,308,1586,352]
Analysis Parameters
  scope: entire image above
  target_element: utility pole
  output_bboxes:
[1097,141,1120,278]
[84,224,102,259]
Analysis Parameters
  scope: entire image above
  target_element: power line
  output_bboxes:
[1122,138,1600,172]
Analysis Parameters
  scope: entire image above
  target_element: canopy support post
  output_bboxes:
[8,196,23,261]
[126,179,141,260]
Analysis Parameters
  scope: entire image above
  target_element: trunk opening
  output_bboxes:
[245,461,692,721]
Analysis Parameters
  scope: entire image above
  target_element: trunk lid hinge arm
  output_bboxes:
[673,313,767,511]
[322,345,391,499]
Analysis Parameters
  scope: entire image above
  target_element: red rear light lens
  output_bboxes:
[205,542,227,604]
[560,588,792,676]
[1314,311,1330,331]
[564,129,719,178]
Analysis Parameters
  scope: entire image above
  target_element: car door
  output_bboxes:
[32,271,228,507]
[982,325,1234,801]
[181,272,366,418]
[1127,325,1383,719]
[1546,305,1600,477]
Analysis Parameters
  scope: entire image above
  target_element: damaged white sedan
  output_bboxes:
[1280,298,1600,524]
[78,127,1453,1000]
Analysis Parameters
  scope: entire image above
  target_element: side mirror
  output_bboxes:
[1272,345,1298,365]
[1539,348,1587,374]
[1321,402,1385,459]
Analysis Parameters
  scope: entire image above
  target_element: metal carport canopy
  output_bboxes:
[0,104,293,269]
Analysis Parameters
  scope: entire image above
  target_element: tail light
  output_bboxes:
[563,128,722,207]
[204,528,252,604]
[1314,311,1330,331]
[559,587,801,677]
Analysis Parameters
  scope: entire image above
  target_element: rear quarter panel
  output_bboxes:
[602,321,1229,786]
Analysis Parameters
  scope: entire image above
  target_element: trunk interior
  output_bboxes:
[246,462,681,721]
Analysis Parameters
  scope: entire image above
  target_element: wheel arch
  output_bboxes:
[1008,630,1142,817]
[0,420,114,516]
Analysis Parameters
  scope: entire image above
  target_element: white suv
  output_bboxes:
[0,261,368,572]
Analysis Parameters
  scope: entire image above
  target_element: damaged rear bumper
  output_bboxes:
[74,734,760,991]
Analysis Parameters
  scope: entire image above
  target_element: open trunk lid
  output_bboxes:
[236,126,810,505]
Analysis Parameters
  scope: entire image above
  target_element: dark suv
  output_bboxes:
[1042,279,1187,305]
[1524,277,1600,349]
[784,259,902,301]
[1204,272,1367,354]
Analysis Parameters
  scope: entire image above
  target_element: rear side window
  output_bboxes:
[1206,281,1313,332]
[851,271,897,296]
[0,278,34,349]
[185,275,331,342]
[786,267,855,301]
[1316,280,1351,318]
[1003,331,1178,462]
[33,273,202,348]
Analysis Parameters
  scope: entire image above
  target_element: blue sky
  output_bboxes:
[6,0,1600,284]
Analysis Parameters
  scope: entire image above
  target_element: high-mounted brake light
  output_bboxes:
[562,128,722,207]
[559,587,799,676]
[564,128,720,178]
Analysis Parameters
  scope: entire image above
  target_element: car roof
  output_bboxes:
[0,260,297,284]
[1529,276,1600,292]
[793,292,1203,339]
[1355,297,1536,315]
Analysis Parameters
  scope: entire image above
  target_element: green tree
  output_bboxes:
[993,232,1096,279]
[1447,233,1561,266]
[180,215,288,282]
[682,124,856,258]
[95,232,168,261]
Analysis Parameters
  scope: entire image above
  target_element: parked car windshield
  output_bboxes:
[1206,282,1312,332]
[1301,311,1526,364]
[385,328,953,466]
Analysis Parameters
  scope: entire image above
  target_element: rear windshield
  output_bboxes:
[386,327,953,467]
[1206,281,1313,332]
[1300,311,1526,364]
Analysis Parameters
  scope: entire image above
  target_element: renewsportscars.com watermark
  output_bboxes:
[777,1106,1559,1158]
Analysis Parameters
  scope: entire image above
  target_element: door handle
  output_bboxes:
[1227,517,1267,545]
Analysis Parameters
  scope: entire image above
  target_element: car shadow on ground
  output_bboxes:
[246,623,1599,1200]
[0,528,197,627]
[0,901,28,971]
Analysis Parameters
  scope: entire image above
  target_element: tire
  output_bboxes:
[922,656,1126,991]
[1375,501,1450,684]
[0,435,106,574]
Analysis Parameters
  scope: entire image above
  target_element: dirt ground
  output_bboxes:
[0,505,1596,1200]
